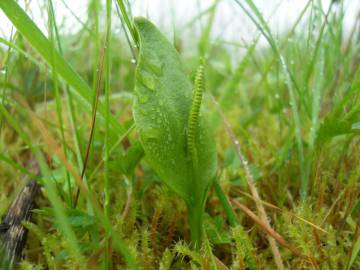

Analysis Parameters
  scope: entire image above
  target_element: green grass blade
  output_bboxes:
[0,0,125,136]
[234,0,307,198]
[104,0,113,216]
[346,235,360,270]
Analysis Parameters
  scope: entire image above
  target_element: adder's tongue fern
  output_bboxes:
[133,18,216,249]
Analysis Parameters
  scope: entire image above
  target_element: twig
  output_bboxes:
[0,158,40,265]
[232,200,308,261]
[236,190,327,234]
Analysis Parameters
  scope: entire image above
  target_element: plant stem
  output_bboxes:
[187,201,204,250]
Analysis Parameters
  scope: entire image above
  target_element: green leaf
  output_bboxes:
[351,198,360,217]
[132,17,217,246]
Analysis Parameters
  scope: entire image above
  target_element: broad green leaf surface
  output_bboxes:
[133,17,216,209]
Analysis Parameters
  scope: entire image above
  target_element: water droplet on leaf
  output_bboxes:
[138,69,156,91]
[145,51,163,76]
[143,128,160,141]
[138,94,149,104]
[139,108,148,115]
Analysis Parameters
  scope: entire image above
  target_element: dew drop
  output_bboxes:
[139,108,148,115]
[143,128,160,141]
[184,91,191,99]
[242,159,248,166]
[131,58,137,64]
[138,94,149,104]
[145,51,163,76]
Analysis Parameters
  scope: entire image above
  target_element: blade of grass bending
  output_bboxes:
[0,0,125,137]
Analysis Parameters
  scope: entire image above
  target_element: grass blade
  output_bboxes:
[0,0,125,137]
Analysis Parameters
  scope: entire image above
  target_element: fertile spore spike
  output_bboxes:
[187,60,205,169]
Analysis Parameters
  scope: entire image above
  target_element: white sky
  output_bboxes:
[0,0,359,48]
